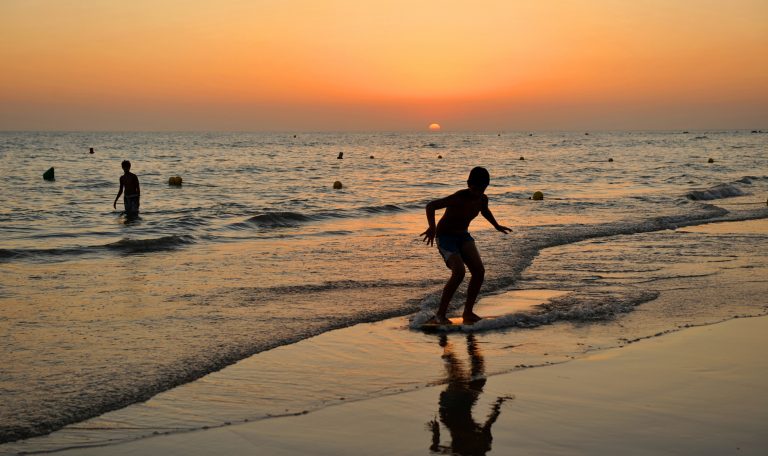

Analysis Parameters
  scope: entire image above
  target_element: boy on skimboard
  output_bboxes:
[421,167,511,326]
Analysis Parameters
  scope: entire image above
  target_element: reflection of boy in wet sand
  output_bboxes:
[114,160,140,216]
[422,167,511,325]
[428,334,512,455]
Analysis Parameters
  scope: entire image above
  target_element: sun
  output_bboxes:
[428,123,441,131]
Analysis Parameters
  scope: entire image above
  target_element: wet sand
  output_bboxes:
[53,314,768,456]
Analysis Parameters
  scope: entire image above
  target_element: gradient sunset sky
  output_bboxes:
[1,0,766,131]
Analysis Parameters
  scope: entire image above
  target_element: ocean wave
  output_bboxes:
[0,246,92,262]
[105,235,196,253]
[230,204,409,231]
[360,204,405,214]
[686,183,747,200]
[209,279,445,308]
[242,211,316,228]
[76,181,113,189]
[409,289,660,330]
[410,203,768,330]
[0,249,22,260]
[735,176,767,185]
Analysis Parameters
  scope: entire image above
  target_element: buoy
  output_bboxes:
[168,176,183,186]
[519,156,525,160]
[532,191,544,201]
[333,181,343,189]
[708,158,714,163]
[89,147,94,154]
[43,167,55,181]
[437,155,443,159]
[337,152,343,159]
[584,132,590,135]
[369,155,374,159]
[608,158,614,162]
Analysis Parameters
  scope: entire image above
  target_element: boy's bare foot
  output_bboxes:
[427,315,451,325]
[462,312,483,324]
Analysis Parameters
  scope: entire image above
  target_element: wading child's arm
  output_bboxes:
[114,177,124,209]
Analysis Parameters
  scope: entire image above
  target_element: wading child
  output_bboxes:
[421,167,510,324]
[114,160,140,216]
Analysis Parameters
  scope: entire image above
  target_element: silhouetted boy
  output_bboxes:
[421,167,510,324]
[114,160,140,216]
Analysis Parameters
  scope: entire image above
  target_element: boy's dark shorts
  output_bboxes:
[437,232,474,266]
[124,194,140,215]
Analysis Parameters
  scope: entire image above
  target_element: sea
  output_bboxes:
[1,131,767,453]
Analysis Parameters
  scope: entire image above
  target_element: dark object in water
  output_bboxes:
[333,181,343,189]
[43,167,54,180]
[532,191,544,201]
[708,158,714,164]
[337,152,343,159]
[608,158,614,162]
[168,176,183,186]
[89,147,94,154]
[437,155,443,159]
[519,156,525,160]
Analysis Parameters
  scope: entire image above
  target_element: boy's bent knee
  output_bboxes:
[447,261,466,280]
[469,265,485,279]
[450,267,466,281]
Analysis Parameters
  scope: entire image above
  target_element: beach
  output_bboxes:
[49,300,768,455]
[1,131,767,455]
[4,216,767,455]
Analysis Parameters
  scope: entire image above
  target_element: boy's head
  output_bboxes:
[467,166,490,191]
[121,160,131,172]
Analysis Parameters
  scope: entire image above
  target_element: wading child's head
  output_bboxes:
[122,160,131,173]
[467,166,490,193]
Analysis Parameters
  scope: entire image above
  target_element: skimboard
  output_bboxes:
[419,315,500,331]
[417,289,571,332]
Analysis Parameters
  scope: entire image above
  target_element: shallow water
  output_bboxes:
[1,131,767,449]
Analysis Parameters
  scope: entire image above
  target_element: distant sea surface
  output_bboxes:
[1,131,767,449]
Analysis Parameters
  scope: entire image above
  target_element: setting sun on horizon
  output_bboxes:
[1,0,767,131]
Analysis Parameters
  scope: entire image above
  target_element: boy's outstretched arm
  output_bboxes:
[481,202,511,234]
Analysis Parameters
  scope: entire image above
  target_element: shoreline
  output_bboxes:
[47,314,768,455]
[4,217,767,455]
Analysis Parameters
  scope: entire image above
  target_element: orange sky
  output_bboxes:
[1,0,766,131]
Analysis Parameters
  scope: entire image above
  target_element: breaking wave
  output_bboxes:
[686,183,746,201]
[105,235,196,253]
